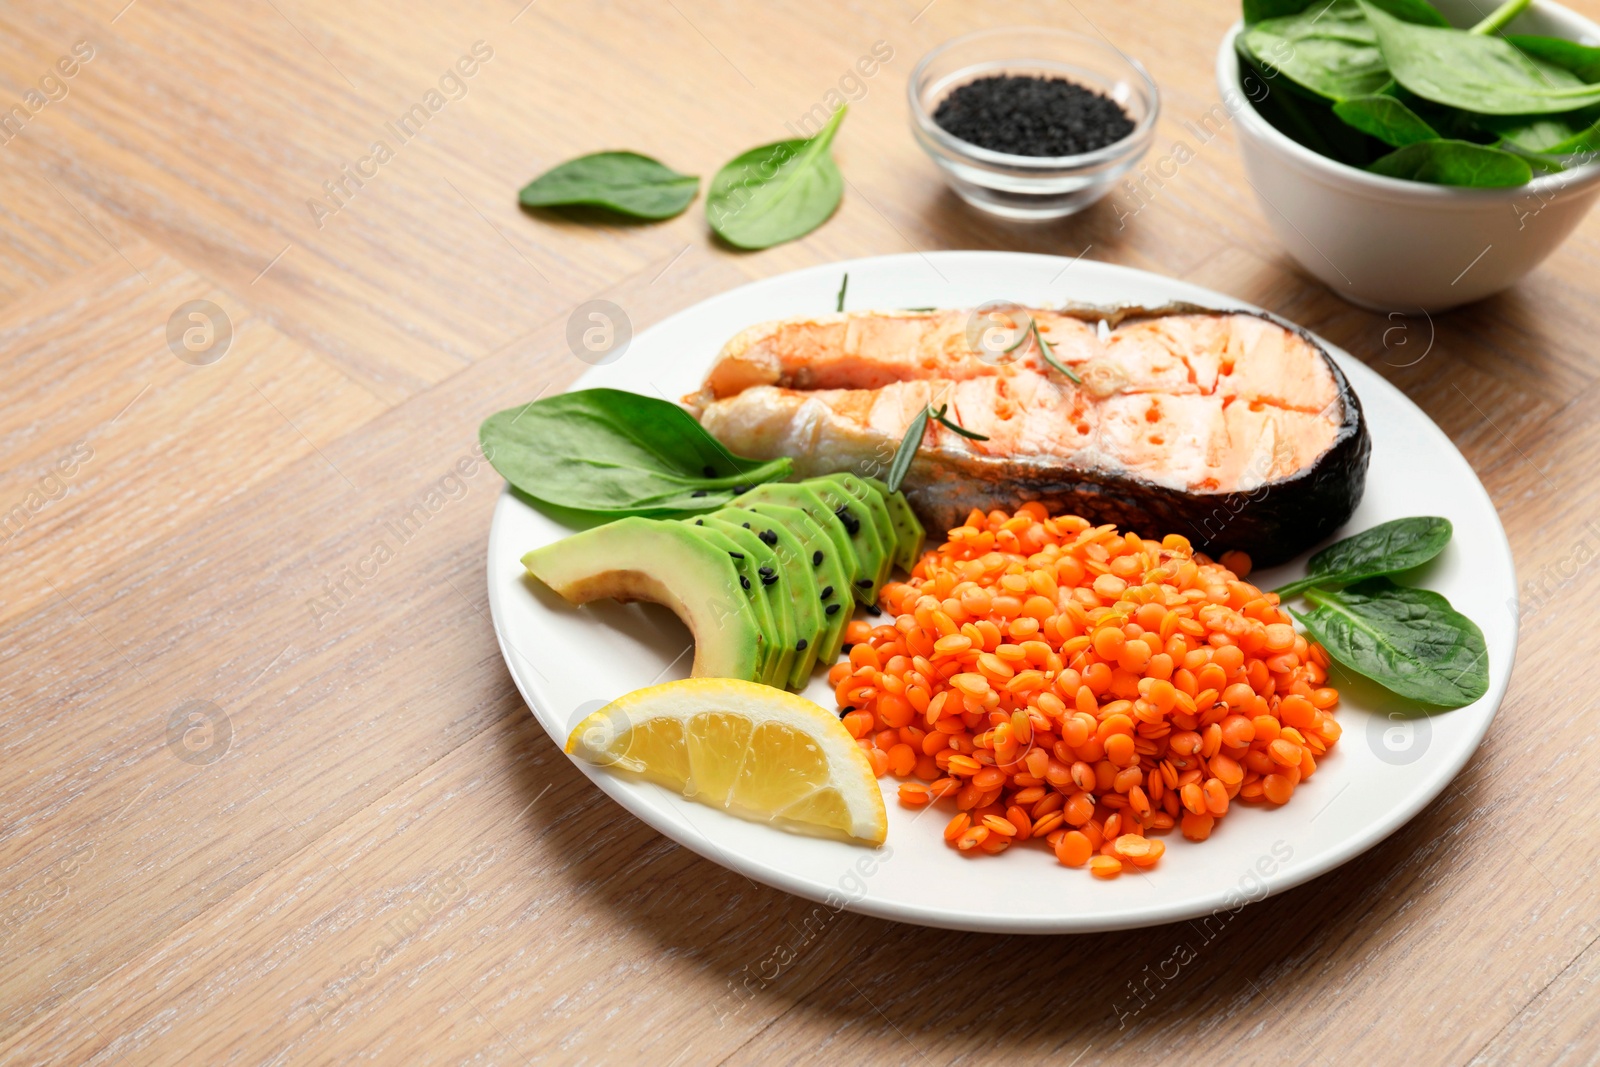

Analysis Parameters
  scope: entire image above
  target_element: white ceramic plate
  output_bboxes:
[485,251,1516,933]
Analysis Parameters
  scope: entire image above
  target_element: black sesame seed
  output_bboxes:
[825,603,841,616]
[732,484,752,494]
[758,565,775,578]
[760,573,778,585]
[742,522,752,530]
[795,638,808,651]
[739,575,750,590]
[834,506,861,536]
[931,73,1135,157]
[820,585,834,599]
[812,549,824,565]
[728,550,744,560]
[695,519,703,525]
[703,465,717,477]
[758,529,778,546]
[856,578,874,589]
[864,604,882,616]
[691,489,708,498]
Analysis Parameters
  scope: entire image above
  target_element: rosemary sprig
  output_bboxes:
[884,402,987,494]
[1031,320,1082,384]
[885,405,929,494]
[836,272,848,312]
[929,403,988,440]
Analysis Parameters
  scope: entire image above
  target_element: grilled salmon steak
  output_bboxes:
[685,304,1369,566]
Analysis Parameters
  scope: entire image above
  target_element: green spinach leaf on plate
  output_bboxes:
[1291,577,1489,706]
[480,388,792,516]
[1276,516,1452,595]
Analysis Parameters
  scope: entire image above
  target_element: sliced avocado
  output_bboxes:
[802,477,888,606]
[678,521,781,686]
[861,476,925,574]
[707,507,822,689]
[523,517,763,682]
[698,516,798,688]
[815,473,895,601]
[735,500,850,672]
[734,483,862,593]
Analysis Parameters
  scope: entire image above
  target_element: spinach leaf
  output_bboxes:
[480,389,792,516]
[1367,0,1449,25]
[707,106,846,250]
[518,152,699,219]
[1240,0,1449,102]
[1276,516,1451,595]
[1244,0,1319,22]
[1368,138,1533,184]
[1333,93,1440,144]
[1292,578,1489,706]
[1244,0,1446,24]
[1506,35,1600,82]
[1361,1,1600,114]
[1238,45,1383,165]
[1480,108,1600,154]
[1242,2,1392,100]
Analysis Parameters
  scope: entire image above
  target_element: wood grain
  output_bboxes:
[2,0,1596,1063]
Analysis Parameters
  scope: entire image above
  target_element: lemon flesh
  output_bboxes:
[566,678,887,844]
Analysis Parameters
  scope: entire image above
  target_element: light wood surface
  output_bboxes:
[2,0,1597,1063]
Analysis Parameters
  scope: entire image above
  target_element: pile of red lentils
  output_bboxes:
[827,504,1341,878]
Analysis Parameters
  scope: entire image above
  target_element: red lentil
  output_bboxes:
[847,506,1341,878]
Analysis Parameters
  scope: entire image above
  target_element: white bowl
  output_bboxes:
[1218,0,1600,312]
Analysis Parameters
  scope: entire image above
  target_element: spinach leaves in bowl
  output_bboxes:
[1237,0,1600,187]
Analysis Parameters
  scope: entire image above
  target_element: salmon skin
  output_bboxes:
[685,303,1369,567]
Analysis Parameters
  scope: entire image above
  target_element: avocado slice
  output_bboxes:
[734,483,862,594]
[735,500,851,670]
[697,516,798,688]
[678,521,782,686]
[802,477,888,606]
[861,476,925,574]
[815,473,895,601]
[707,507,823,689]
[523,517,763,682]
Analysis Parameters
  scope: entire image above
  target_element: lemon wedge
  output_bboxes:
[565,678,887,844]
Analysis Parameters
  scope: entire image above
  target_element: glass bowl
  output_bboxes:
[909,27,1160,220]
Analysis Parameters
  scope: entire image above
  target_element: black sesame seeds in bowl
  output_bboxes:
[910,28,1159,220]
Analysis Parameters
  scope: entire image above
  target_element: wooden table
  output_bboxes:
[3,0,1595,1062]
